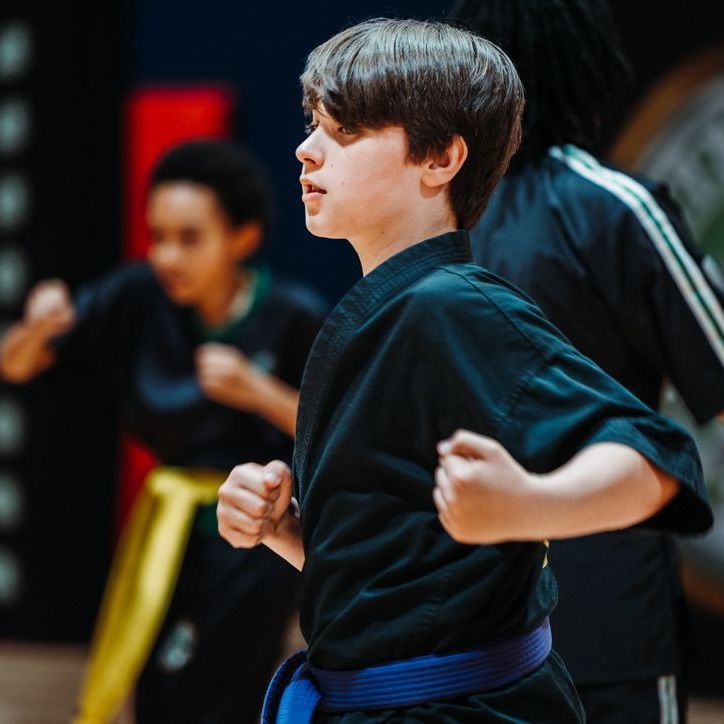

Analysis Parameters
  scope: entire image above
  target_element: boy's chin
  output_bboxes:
[304,216,345,240]
[158,282,198,306]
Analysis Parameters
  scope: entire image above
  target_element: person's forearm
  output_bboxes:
[529,442,680,539]
[264,512,305,570]
[249,374,299,438]
[0,323,55,382]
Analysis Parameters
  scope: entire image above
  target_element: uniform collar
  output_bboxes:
[294,229,471,499]
[342,230,471,322]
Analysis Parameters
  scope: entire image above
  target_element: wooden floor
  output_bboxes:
[0,642,722,723]
[0,643,86,724]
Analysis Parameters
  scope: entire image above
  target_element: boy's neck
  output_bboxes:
[351,215,458,276]
[195,268,251,327]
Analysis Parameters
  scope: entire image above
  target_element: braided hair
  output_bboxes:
[447,0,631,160]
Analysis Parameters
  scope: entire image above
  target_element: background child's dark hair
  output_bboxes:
[301,18,524,229]
[447,0,631,161]
[150,138,274,233]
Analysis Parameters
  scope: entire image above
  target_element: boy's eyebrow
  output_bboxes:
[312,103,331,119]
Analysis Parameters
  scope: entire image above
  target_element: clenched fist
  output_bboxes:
[433,429,538,545]
[217,460,293,549]
[196,343,264,411]
[25,279,75,339]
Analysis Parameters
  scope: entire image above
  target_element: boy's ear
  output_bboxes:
[421,135,468,189]
[231,221,262,260]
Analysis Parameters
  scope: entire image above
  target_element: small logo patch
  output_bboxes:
[156,618,198,673]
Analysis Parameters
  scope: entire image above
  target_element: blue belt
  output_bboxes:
[262,618,552,723]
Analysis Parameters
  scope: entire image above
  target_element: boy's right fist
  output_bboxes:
[217,460,292,548]
[25,279,75,339]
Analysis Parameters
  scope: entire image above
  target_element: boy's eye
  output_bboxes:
[304,122,318,136]
[338,126,355,136]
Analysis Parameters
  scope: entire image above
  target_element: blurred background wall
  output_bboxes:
[0,0,722,698]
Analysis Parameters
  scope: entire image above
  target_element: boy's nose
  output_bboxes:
[295,135,322,166]
[151,240,183,270]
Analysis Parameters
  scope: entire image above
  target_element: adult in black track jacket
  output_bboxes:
[449,1,724,721]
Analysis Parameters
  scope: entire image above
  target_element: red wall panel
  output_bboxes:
[118,87,233,525]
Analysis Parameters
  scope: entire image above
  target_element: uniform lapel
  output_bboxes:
[293,231,471,501]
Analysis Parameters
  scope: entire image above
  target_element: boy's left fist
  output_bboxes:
[217,460,292,548]
[196,343,264,411]
[433,430,538,545]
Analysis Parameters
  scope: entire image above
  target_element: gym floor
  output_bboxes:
[0,643,722,724]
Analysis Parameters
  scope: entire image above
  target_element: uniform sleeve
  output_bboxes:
[419,269,712,535]
[497,344,712,535]
[587,183,724,424]
[52,263,147,372]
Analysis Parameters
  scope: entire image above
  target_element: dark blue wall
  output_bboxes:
[131,2,453,304]
[130,0,724,303]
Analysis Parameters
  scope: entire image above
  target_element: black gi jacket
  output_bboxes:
[54,262,325,469]
[293,230,710,721]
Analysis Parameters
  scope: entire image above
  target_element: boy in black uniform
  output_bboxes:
[217,19,712,722]
[447,1,724,721]
[0,140,327,723]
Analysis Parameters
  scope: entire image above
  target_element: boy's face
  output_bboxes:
[146,182,254,306]
[296,105,426,242]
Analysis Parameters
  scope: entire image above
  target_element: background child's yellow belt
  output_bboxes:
[73,467,224,723]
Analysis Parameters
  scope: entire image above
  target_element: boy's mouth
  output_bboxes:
[300,177,327,198]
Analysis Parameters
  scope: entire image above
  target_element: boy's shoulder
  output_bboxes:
[398,261,559,359]
[75,260,160,307]
[405,261,539,320]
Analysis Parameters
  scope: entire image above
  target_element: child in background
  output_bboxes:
[1,139,327,723]
[447,1,724,719]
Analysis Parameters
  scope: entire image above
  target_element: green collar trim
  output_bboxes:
[192,266,271,344]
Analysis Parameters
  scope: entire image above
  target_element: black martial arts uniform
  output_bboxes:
[292,230,711,722]
[471,144,724,722]
[54,262,326,723]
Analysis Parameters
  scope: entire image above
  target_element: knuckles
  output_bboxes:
[230,463,258,480]
[248,499,265,517]
[448,469,474,495]
[217,483,235,503]
[217,513,264,548]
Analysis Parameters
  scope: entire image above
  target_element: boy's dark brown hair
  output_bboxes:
[301,18,524,229]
